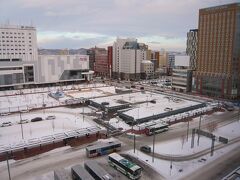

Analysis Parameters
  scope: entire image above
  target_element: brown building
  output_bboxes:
[194,3,240,99]
[108,46,113,78]
[94,48,109,77]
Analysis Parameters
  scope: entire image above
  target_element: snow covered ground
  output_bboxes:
[0,85,117,113]
[0,83,108,96]
[128,140,240,180]
[0,107,97,145]
[0,93,60,113]
[143,120,240,157]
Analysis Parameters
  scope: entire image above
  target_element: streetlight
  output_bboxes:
[19,111,24,139]
[152,128,156,163]
[6,151,11,180]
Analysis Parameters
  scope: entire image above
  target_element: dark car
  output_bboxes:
[140,87,144,90]
[31,117,43,122]
[140,145,151,153]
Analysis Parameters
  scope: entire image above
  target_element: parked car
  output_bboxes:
[17,119,29,124]
[1,122,12,127]
[46,115,56,120]
[31,117,43,122]
[20,109,29,113]
[140,87,144,90]
[0,112,11,116]
[140,145,151,153]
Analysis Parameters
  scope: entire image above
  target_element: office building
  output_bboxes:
[186,29,198,70]
[107,46,113,78]
[0,25,38,87]
[172,67,193,93]
[195,3,240,99]
[141,60,154,79]
[112,38,147,80]
[94,48,109,77]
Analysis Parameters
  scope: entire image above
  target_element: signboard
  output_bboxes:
[218,136,228,144]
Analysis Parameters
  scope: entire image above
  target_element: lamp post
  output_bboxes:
[152,128,156,163]
[19,111,24,139]
[6,152,11,180]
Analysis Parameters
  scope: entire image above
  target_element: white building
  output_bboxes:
[174,55,190,67]
[37,55,92,83]
[0,24,92,88]
[172,67,193,92]
[0,24,37,61]
[141,60,154,79]
[0,25,38,87]
[112,38,147,80]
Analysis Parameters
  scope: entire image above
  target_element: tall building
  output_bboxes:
[112,38,147,80]
[107,46,113,78]
[0,25,38,86]
[186,29,198,70]
[94,48,109,77]
[195,3,240,99]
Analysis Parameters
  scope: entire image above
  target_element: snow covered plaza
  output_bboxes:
[0,82,239,180]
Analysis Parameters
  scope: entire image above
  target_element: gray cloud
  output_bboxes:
[0,0,237,51]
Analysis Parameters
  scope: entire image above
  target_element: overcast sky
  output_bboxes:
[0,0,238,51]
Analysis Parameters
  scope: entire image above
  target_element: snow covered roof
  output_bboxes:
[141,60,153,64]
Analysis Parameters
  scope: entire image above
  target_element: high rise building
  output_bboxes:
[107,46,113,78]
[195,3,240,99]
[186,29,198,70]
[112,38,147,80]
[94,48,109,77]
[0,25,38,86]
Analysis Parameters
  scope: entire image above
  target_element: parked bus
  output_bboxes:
[108,153,142,180]
[71,164,94,180]
[86,141,121,158]
[84,160,113,180]
[146,122,169,136]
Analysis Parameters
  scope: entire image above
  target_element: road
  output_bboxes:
[0,99,239,179]
[180,144,240,180]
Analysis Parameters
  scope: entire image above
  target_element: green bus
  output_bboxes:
[108,153,142,180]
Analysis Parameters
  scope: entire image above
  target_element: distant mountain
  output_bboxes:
[38,48,88,55]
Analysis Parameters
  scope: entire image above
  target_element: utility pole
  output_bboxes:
[152,128,156,163]
[134,134,136,153]
[6,152,11,180]
[19,112,24,139]
[197,115,202,146]
[186,119,190,141]
[83,106,85,122]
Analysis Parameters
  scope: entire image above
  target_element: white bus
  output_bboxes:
[108,153,142,180]
[146,122,169,136]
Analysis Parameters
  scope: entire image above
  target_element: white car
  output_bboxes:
[20,109,29,113]
[17,119,29,124]
[46,115,56,120]
[1,122,12,127]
